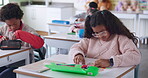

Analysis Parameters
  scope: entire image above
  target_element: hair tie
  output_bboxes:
[91,8,95,9]
[101,11,104,15]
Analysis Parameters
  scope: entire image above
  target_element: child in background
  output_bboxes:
[59,2,98,56]
[69,2,98,33]
[68,10,141,67]
[85,0,99,10]
[98,0,111,10]
[0,3,44,78]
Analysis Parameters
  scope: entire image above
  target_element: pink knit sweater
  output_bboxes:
[68,34,141,67]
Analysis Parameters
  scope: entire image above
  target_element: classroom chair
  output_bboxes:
[34,47,46,62]
[139,37,148,45]
[133,37,141,78]
[134,65,140,78]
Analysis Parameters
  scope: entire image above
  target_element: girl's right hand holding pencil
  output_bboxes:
[94,59,111,68]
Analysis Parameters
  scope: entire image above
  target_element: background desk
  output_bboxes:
[14,55,135,78]
[0,47,31,67]
[44,33,80,57]
[48,23,71,34]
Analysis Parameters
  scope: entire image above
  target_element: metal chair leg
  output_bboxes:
[134,65,139,78]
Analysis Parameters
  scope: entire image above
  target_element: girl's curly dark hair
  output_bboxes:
[0,3,24,22]
[84,10,137,43]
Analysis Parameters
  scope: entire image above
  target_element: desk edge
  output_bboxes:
[117,65,136,78]
[13,69,50,78]
[45,37,79,42]
[0,48,31,58]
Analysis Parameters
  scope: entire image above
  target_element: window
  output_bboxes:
[0,0,3,5]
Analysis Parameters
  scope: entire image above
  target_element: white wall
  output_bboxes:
[51,0,74,3]
[4,0,9,5]
[32,0,74,3]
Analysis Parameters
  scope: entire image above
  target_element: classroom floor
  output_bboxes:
[138,44,148,78]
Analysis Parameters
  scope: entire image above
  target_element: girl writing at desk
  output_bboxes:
[68,10,141,67]
[0,3,44,78]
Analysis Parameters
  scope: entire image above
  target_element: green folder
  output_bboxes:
[67,32,76,35]
[45,63,99,76]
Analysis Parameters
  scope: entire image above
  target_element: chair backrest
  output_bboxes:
[34,46,46,61]
[133,36,141,48]
[133,36,141,78]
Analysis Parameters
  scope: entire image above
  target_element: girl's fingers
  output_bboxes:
[74,57,77,64]
[2,36,9,40]
[76,56,81,64]
[82,59,85,65]
[12,35,16,40]
[94,63,101,67]
[74,55,84,64]
[2,37,5,40]
[94,59,110,67]
[76,58,80,64]
[74,57,79,64]
[94,60,101,67]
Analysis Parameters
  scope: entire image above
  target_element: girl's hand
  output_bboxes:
[12,34,16,40]
[1,36,9,41]
[74,54,85,64]
[73,28,79,33]
[78,18,85,22]
[94,59,110,67]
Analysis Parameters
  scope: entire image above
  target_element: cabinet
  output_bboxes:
[22,6,47,31]
[21,4,74,31]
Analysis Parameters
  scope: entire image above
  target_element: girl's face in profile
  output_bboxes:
[92,25,110,41]
[5,18,21,32]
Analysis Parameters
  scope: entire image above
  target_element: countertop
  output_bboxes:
[23,2,74,8]
[111,11,143,14]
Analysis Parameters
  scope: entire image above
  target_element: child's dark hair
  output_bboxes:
[89,2,98,8]
[84,10,137,43]
[88,2,98,15]
[0,3,24,22]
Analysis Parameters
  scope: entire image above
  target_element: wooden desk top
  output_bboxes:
[36,30,80,42]
[14,56,65,78]
[36,30,49,36]
[14,55,136,78]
